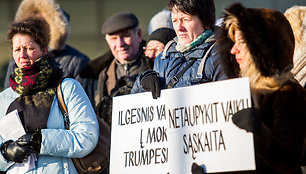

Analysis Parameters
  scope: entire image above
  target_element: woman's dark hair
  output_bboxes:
[6,16,50,49]
[167,0,216,29]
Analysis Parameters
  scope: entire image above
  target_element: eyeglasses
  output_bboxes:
[143,47,164,53]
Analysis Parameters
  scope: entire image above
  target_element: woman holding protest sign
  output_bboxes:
[131,0,227,99]
[215,3,306,173]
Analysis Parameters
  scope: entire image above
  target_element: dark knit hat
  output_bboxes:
[147,28,176,45]
[217,3,295,77]
[102,12,139,35]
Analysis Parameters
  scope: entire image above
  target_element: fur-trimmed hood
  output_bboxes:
[217,3,295,78]
[15,0,70,51]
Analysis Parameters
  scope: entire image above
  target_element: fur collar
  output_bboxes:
[80,50,114,78]
[15,0,69,51]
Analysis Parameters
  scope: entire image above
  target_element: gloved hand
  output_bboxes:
[1,140,36,163]
[232,108,262,133]
[140,73,161,99]
[191,162,206,174]
[17,130,42,153]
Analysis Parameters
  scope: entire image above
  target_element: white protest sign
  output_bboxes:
[110,91,170,173]
[110,78,255,174]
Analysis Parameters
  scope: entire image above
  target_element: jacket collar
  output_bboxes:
[166,34,216,59]
[80,40,146,78]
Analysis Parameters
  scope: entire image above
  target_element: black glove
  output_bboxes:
[232,108,261,133]
[17,130,42,153]
[1,140,36,163]
[191,162,206,174]
[96,96,113,126]
[110,76,136,97]
[140,73,161,99]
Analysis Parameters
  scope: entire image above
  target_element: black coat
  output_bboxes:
[251,80,306,173]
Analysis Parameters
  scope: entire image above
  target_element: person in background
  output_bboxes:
[0,16,98,173]
[131,0,227,99]
[284,5,306,172]
[4,0,90,88]
[216,3,306,173]
[144,27,176,60]
[284,6,306,88]
[148,8,173,35]
[80,12,153,126]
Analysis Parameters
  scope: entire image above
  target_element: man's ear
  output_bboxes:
[137,28,142,42]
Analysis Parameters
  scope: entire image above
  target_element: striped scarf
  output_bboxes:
[7,54,62,133]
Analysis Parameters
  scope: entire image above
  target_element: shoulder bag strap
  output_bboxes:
[196,43,216,78]
[57,81,70,130]
[161,40,175,59]
[168,43,215,88]
[167,58,197,89]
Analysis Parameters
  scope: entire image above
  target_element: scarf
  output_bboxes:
[6,54,62,133]
[176,29,213,53]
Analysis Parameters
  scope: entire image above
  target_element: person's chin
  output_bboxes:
[116,55,132,63]
[117,54,129,59]
[178,38,191,46]
[20,63,31,68]
[235,59,241,65]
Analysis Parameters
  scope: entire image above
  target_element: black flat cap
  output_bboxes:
[102,12,139,35]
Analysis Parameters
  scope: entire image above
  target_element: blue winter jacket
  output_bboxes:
[131,36,227,93]
[0,78,99,174]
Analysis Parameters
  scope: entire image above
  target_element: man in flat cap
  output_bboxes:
[80,12,153,127]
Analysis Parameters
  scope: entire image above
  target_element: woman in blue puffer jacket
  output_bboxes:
[0,17,98,174]
[131,0,227,98]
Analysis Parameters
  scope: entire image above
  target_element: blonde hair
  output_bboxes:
[224,14,239,42]
[224,13,294,94]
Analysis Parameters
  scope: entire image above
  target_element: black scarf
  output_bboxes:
[6,54,62,133]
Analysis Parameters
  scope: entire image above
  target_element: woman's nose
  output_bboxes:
[177,21,185,31]
[230,42,239,55]
[19,48,27,57]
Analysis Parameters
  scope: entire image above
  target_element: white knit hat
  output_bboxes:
[148,9,174,35]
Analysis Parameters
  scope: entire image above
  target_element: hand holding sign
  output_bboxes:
[140,72,162,99]
[191,163,206,174]
[232,108,262,134]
